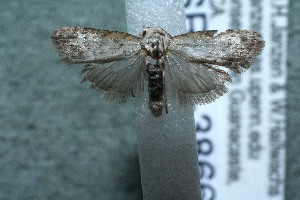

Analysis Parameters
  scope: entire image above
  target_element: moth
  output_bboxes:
[51,27,264,117]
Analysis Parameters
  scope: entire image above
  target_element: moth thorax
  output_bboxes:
[141,27,170,60]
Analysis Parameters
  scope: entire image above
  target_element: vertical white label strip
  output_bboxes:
[185,0,288,199]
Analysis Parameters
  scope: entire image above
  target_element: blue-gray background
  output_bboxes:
[0,0,299,200]
[0,1,142,199]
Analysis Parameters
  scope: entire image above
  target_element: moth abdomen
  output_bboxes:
[147,63,166,117]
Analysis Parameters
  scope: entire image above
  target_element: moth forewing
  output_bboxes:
[168,29,265,74]
[51,27,142,64]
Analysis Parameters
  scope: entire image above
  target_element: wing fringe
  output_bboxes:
[165,53,232,106]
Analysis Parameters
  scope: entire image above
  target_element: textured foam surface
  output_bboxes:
[126,0,201,200]
[126,0,186,36]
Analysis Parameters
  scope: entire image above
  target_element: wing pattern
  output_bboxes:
[169,29,265,74]
[51,27,142,64]
[165,29,264,105]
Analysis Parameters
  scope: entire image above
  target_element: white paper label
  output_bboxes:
[185,0,288,199]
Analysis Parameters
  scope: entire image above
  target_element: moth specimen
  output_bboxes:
[51,27,264,117]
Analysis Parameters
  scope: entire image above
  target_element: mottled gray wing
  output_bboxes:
[165,52,232,105]
[169,29,265,73]
[51,27,142,64]
[81,52,146,103]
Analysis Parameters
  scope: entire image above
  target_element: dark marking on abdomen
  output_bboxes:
[146,63,166,117]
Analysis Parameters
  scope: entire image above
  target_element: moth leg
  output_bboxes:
[165,103,168,114]
[162,62,168,114]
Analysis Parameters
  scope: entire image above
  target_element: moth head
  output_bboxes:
[141,27,170,59]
